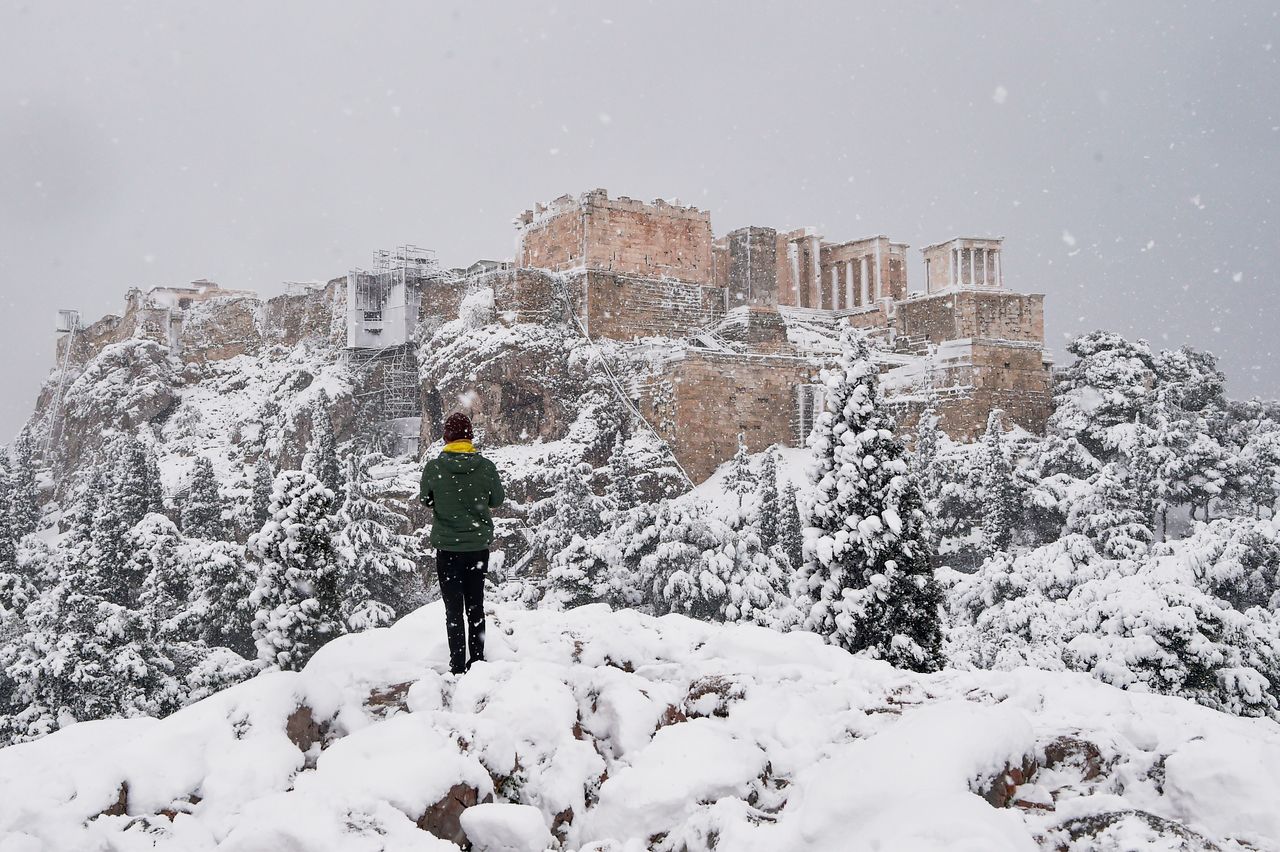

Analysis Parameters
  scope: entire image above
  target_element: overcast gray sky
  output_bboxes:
[2,1,1277,441]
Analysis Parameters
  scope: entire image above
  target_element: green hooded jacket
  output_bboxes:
[419,448,505,552]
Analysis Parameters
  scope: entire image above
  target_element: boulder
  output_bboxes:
[458,803,554,852]
[418,782,491,847]
[1042,734,1104,782]
[980,753,1039,808]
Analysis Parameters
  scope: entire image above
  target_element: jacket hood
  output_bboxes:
[437,451,485,475]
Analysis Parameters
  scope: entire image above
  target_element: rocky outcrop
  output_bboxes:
[1042,810,1223,851]
[417,782,492,847]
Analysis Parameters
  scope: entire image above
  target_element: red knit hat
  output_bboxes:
[442,412,474,442]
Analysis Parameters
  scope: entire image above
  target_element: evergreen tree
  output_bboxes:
[181,457,228,540]
[757,449,781,552]
[1068,462,1154,560]
[4,520,181,740]
[251,454,275,529]
[306,391,343,495]
[724,433,756,502]
[8,430,41,539]
[132,514,191,642]
[535,462,607,560]
[86,437,165,607]
[90,444,144,606]
[779,481,803,572]
[914,405,943,506]
[183,539,257,658]
[794,328,944,672]
[607,432,638,512]
[0,456,15,570]
[979,410,1018,556]
[334,456,422,631]
[248,470,345,671]
[539,463,608,607]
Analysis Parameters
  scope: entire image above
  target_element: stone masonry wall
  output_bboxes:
[728,226,779,309]
[641,351,818,482]
[582,194,713,284]
[518,190,714,285]
[574,271,725,341]
[895,290,1044,345]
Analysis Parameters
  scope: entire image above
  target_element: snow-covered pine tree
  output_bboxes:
[248,470,345,670]
[723,433,756,503]
[112,436,166,523]
[540,462,608,607]
[182,538,257,658]
[607,431,638,512]
[8,430,41,539]
[1067,462,1154,560]
[779,481,803,571]
[90,442,147,607]
[180,457,228,540]
[794,328,944,672]
[913,405,942,505]
[133,513,192,642]
[251,454,275,529]
[334,456,422,631]
[0,455,15,570]
[3,513,181,742]
[757,449,781,552]
[647,501,726,620]
[306,390,344,495]
[1050,331,1158,460]
[979,410,1018,556]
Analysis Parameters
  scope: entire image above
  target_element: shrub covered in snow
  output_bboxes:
[948,518,1280,719]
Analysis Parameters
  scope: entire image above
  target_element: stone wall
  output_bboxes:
[572,271,725,341]
[488,268,562,325]
[641,350,818,481]
[895,290,1044,346]
[518,190,714,285]
[886,339,1052,440]
[727,226,779,308]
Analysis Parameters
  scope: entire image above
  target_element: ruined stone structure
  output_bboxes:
[52,189,1052,483]
[504,189,1052,479]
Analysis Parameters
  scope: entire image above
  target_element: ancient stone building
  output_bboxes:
[52,189,1052,484]
[501,189,1052,479]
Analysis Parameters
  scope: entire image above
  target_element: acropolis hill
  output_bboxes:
[45,189,1051,482]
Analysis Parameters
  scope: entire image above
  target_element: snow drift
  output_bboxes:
[2,602,1278,851]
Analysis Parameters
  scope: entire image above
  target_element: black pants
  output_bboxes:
[436,549,488,674]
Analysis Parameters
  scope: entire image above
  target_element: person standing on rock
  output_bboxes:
[419,412,505,675]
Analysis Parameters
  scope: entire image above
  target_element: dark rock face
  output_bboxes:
[52,339,178,488]
[365,682,414,716]
[979,753,1039,808]
[417,782,492,848]
[1044,810,1222,852]
[1042,734,1105,782]
[419,322,592,451]
[684,675,747,720]
[285,705,326,754]
[98,782,129,818]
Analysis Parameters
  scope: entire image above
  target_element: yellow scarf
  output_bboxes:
[442,439,476,454]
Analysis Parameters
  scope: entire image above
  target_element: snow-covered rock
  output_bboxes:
[2,603,1278,851]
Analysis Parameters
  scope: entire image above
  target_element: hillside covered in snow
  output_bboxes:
[4,601,1279,852]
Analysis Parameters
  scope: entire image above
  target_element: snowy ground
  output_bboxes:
[2,602,1279,852]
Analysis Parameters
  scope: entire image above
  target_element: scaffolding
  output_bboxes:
[39,310,81,458]
[347,344,420,421]
[346,246,442,456]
